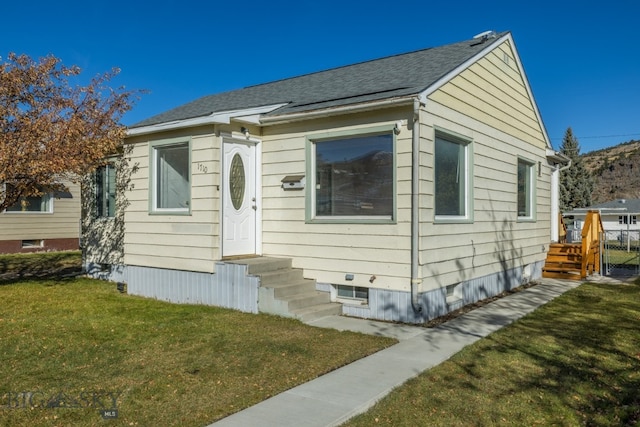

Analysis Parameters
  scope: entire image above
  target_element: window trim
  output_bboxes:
[305,125,396,224]
[433,128,474,224]
[335,284,369,304]
[95,162,116,218]
[517,156,536,222]
[149,137,192,215]
[3,185,54,214]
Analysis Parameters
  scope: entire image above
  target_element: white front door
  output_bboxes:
[222,139,257,256]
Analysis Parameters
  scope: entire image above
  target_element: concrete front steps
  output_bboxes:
[231,257,342,322]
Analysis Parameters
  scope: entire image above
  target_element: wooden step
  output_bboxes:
[542,270,583,280]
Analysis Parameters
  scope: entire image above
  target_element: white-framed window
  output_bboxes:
[434,132,472,221]
[96,164,116,218]
[336,285,369,302]
[309,129,394,222]
[517,158,535,220]
[5,188,53,213]
[150,140,190,214]
[619,215,637,225]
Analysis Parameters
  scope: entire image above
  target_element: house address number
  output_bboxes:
[197,163,209,173]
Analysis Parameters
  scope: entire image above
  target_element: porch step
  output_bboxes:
[542,243,583,280]
[292,303,343,323]
[236,256,343,320]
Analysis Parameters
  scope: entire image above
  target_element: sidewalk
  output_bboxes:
[209,278,585,427]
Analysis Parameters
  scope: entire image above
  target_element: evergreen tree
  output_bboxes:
[559,127,594,211]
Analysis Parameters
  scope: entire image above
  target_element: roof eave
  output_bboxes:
[259,96,415,126]
[126,103,289,137]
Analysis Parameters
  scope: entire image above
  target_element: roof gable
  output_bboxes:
[131,32,510,129]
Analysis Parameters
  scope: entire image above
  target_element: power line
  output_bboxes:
[550,132,640,140]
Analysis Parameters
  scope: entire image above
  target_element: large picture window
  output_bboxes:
[96,164,116,217]
[152,141,190,213]
[435,133,471,220]
[313,133,393,220]
[517,159,535,219]
[5,188,52,213]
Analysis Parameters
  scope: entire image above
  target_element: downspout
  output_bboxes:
[411,96,425,313]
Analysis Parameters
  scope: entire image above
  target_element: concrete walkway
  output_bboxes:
[208,277,602,427]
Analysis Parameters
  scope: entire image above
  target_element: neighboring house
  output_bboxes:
[565,198,640,243]
[85,31,569,323]
[0,182,80,253]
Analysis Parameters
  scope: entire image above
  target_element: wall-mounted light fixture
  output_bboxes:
[393,121,402,135]
[240,127,250,139]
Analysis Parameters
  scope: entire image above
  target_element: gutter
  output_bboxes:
[259,97,415,126]
[411,96,426,313]
[126,103,288,137]
[546,148,572,171]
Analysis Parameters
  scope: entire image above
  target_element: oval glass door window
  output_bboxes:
[229,153,245,210]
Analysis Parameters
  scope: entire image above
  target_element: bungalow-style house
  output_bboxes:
[565,198,640,243]
[0,183,80,254]
[85,30,570,323]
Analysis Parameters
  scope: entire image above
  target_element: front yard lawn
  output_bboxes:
[0,277,396,426]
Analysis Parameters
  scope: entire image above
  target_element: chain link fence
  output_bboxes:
[602,229,640,276]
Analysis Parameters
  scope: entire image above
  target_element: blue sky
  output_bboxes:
[3,1,639,153]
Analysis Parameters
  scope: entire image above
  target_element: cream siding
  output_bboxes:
[261,110,413,291]
[0,181,80,241]
[429,40,546,149]
[419,40,551,292]
[123,127,220,273]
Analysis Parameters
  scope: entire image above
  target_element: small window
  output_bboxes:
[5,188,52,213]
[312,132,393,220]
[517,159,535,219]
[21,239,43,248]
[619,215,637,225]
[151,141,190,213]
[96,164,116,217]
[434,133,472,220]
[336,285,369,301]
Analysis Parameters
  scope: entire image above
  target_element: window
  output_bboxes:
[619,215,637,225]
[96,164,116,217]
[312,132,393,220]
[434,133,471,220]
[21,239,43,248]
[336,285,368,302]
[5,189,52,213]
[151,141,190,213]
[517,159,535,219]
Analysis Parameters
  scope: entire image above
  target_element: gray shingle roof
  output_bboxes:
[132,32,509,128]
[584,199,640,213]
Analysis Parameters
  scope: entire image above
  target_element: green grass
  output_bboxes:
[606,248,640,267]
[0,277,396,426]
[344,280,640,426]
[0,250,82,280]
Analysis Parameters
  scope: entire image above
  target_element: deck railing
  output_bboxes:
[581,210,604,278]
[559,213,567,243]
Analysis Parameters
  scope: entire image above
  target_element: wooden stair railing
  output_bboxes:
[559,213,567,244]
[581,210,603,278]
[543,210,603,280]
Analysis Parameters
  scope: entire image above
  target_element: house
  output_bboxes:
[565,198,640,243]
[0,182,80,254]
[85,30,570,323]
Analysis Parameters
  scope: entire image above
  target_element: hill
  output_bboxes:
[581,139,640,204]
